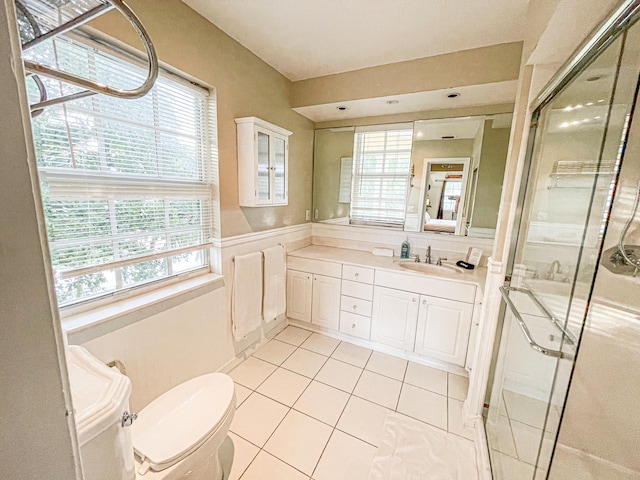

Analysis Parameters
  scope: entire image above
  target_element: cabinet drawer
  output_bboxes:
[341,280,374,300]
[342,264,374,284]
[341,295,373,317]
[339,311,371,340]
[287,256,342,278]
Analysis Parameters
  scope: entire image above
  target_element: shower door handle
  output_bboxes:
[499,286,573,359]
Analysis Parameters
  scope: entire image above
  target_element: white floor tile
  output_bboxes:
[252,339,297,365]
[293,381,350,426]
[276,326,313,346]
[448,373,469,401]
[397,383,447,430]
[353,370,402,409]
[404,362,447,395]
[315,358,363,393]
[331,342,372,368]
[365,351,407,381]
[226,432,259,480]
[256,368,311,406]
[486,414,517,457]
[300,333,340,356]
[234,383,252,407]
[281,348,328,378]
[239,451,308,480]
[229,357,277,390]
[336,396,389,447]
[511,420,543,466]
[447,398,474,440]
[490,451,535,479]
[230,393,289,447]
[313,430,376,480]
[502,389,549,429]
[264,410,332,475]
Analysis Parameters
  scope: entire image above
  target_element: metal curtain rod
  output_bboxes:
[16,0,159,113]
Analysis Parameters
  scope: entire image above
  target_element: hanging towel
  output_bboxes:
[232,251,263,340]
[262,245,286,323]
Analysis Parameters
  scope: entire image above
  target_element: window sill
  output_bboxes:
[63,273,225,344]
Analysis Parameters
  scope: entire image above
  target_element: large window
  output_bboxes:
[350,124,413,227]
[24,35,215,306]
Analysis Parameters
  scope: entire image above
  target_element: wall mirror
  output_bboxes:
[312,112,512,238]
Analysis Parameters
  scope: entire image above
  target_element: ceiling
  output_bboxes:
[183,0,529,82]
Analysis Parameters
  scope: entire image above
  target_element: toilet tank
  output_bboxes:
[66,345,136,480]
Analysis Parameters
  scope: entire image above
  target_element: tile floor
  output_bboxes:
[226,326,475,480]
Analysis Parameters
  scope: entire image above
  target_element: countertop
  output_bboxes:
[288,245,487,296]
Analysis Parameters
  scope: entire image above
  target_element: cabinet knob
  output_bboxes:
[422,300,427,305]
[354,273,359,278]
[412,298,417,302]
[352,305,357,310]
[352,324,356,329]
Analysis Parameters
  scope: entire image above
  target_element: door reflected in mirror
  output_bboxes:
[312,111,512,238]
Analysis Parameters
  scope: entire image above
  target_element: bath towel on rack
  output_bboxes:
[263,245,286,323]
[232,251,263,340]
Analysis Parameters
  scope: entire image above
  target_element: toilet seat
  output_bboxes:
[132,373,235,474]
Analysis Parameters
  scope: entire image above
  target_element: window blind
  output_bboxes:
[24,35,215,306]
[350,125,413,227]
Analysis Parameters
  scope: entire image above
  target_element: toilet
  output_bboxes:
[66,345,236,480]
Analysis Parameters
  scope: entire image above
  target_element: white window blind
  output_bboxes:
[24,35,215,306]
[350,125,413,227]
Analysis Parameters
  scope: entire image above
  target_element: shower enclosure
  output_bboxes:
[484,3,640,479]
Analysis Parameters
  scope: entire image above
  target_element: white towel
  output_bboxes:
[232,251,263,340]
[262,245,286,323]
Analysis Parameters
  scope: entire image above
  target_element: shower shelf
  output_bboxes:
[15,0,158,114]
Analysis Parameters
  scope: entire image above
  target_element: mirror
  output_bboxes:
[312,113,512,237]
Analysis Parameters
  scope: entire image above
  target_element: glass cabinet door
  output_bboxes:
[273,136,287,203]
[257,130,271,202]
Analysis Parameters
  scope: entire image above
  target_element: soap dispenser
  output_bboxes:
[401,237,410,258]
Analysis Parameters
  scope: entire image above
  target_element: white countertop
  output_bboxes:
[288,245,487,295]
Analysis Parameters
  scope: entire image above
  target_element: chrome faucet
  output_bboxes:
[425,246,432,264]
[548,260,562,280]
[410,253,420,263]
[436,257,448,266]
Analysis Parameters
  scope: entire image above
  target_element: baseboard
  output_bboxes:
[475,419,493,480]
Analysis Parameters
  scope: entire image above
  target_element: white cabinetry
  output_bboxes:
[235,117,292,207]
[311,275,341,330]
[414,295,473,365]
[286,257,342,331]
[339,265,374,340]
[286,270,312,322]
[371,286,420,351]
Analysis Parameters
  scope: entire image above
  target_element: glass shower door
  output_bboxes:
[484,21,640,479]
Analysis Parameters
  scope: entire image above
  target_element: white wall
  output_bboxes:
[0,1,82,478]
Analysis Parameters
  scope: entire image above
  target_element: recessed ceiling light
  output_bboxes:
[447,93,460,99]
[386,99,399,105]
[337,106,347,111]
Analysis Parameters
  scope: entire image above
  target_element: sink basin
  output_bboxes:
[397,261,466,275]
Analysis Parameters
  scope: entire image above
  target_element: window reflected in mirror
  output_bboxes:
[312,111,512,238]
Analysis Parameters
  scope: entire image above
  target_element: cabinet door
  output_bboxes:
[255,128,272,204]
[415,295,473,366]
[272,135,288,205]
[286,270,312,322]
[370,286,419,351]
[311,274,341,330]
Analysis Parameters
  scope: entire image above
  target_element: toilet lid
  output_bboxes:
[132,373,235,472]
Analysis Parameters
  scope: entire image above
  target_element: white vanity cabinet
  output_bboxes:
[414,295,474,365]
[286,256,342,330]
[235,117,292,207]
[339,265,375,340]
[370,286,420,351]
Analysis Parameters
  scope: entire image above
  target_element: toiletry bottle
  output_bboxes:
[401,237,410,258]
